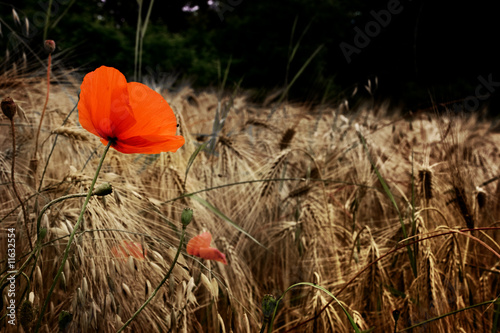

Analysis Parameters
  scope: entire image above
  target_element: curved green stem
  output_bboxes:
[35,192,88,238]
[35,141,112,332]
[117,224,186,332]
[10,118,33,251]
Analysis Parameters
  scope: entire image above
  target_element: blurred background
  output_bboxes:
[2,0,499,114]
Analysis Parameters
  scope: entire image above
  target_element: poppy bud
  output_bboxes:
[181,208,193,227]
[44,40,56,53]
[262,294,277,319]
[93,182,113,196]
[1,97,17,120]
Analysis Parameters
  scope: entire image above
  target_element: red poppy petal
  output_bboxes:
[111,245,127,258]
[187,232,212,256]
[120,82,179,138]
[198,247,227,265]
[111,241,146,260]
[78,66,136,140]
[111,135,185,154]
[123,241,146,259]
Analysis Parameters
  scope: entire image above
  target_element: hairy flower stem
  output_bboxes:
[32,52,52,186]
[35,141,112,332]
[10,118,33,251]
[117,224,186,332]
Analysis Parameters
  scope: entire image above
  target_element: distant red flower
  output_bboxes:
[187,231,227,265]
[78,66,185,154]
[111,240,147,260]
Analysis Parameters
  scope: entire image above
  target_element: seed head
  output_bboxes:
[181,208,193,227]
[1,97,17,120]
[19,300,35,330]
[44,40,56,53]
[476,186,486,209]
[418,168,434,201]
[93,182,113,196]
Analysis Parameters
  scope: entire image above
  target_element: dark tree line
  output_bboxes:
[2,0,500,112]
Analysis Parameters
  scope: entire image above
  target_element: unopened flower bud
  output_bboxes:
[93,182,113,196]
[181,208,193,227]
[1,97,17,120]
[44,40,56,53]
[262,294,277,319]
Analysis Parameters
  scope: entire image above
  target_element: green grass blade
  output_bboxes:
[141,0,155,38]
[43,0,53,40]
[220,56,232,97]
[268,282,361,333]
[289,21,312,65]
[358,133,402,227]
[134,1,143,81]
[50,0,76,30]
[271,44,324,117]
[184,141,209,185]
[492,297,500,333]
[190,195,267,250]
[358,131,417,277]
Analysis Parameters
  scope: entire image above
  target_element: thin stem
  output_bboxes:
[35,192,88,239]
[161,177,377,206]
[134,1,142,81]
[117,224,186,332]
[10,118,33,251]
[32,52,52,183]
[43,0,53,40]
[138,0,155,82]
[0,180,67,224]
[35,141,112,332]
[396,299,497,332]
[38,97,79,192]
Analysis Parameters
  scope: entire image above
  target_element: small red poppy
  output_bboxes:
[187,231,227,265]
[78,66,185,154]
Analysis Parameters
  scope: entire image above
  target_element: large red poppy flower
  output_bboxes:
[187,231,227,265]
[78,66,185,154]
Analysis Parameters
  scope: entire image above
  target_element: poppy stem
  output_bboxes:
[117,224,187,333]
[10,118,33,251]
[32,51,52,187]
[34,141,112,333]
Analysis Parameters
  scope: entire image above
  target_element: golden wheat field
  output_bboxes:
[1,66,500,333]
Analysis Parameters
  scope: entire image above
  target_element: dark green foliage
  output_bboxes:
[2,0,498,110]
